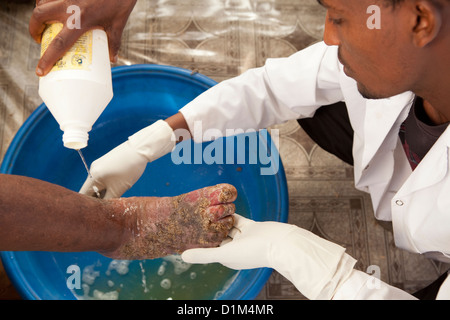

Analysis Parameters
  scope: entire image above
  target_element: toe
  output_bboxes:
[205,184,238,205]
[206,203,235,221]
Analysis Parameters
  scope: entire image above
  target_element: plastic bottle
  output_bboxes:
[38,23,113,149]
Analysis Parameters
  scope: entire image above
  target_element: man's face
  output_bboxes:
[320,0,419,99]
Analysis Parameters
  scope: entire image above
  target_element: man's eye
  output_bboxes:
[328,16,343,25]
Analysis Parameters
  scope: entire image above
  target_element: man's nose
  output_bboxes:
[323,12,341,46]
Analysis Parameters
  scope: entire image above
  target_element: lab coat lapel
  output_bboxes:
[361,92,414,170]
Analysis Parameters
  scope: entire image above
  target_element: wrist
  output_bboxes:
[267,224,300,269]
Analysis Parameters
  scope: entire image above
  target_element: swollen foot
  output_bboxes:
[106,184,236,260]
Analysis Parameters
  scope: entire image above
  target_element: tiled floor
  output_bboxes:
[0,0,448,300]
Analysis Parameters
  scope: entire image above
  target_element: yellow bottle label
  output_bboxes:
[41,23,93,72]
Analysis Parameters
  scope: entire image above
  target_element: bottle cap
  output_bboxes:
[63,129,89,150]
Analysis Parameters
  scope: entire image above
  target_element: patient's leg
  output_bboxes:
[0,174,235,260]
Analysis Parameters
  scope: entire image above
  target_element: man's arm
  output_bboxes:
[179,41,344,143]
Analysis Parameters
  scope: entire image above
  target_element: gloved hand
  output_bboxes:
[79,120,175,199]
[182,214,357,300]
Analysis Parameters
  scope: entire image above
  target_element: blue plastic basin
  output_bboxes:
[0,64,288,300]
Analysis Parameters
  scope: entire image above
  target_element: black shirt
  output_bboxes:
[399,97,449,170]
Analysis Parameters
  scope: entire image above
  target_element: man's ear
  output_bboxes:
[411,0,443,47]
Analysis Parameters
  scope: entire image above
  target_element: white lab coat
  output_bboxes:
[179,41,450,299]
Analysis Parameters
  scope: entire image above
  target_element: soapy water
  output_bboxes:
[73,255,238,300]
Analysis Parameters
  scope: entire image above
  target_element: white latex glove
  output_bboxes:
[79,120,175,199]
[182,214,357,300]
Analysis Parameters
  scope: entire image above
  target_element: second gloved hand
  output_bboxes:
[79,120,175,199]
[182,214,357,300]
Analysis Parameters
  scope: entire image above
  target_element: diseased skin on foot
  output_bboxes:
[107,184,236,260]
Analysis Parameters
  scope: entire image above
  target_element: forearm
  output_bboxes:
[0,174,126,253]
[165,112,191,142]
[275,233,418,300]
[179,67,293,143]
